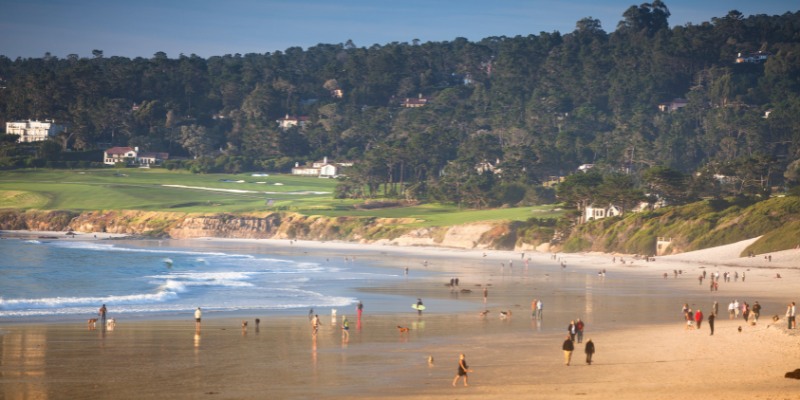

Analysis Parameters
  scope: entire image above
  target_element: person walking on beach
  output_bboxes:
[685,308,694,330]
[734,300,740,318]
[584,339,595,365]
[194,307,202,331]
[752,301,761,322]
[483,287,488,304]
[536,299,543,320]
[452,353,472,387]
[787,302,796,329]
[357,301,363,320]
[708,312,715,335]
[312,314,320,336]
[576,319,585,343]
[562,335,574,366]
[416,298,424,316]
[341,315,350,342]
[695,309,703,330]
[728,301,736,319]
[567,320,577,342]
[713,301,719,316]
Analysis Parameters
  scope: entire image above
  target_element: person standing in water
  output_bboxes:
[194,307,202,332]
[452,353,472,387]
[98,304,107,329]
[341,315,350,342]
[416,298,424,316]
[357,301,363,320]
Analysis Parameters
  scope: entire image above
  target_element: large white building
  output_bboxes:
[6,120,65,143]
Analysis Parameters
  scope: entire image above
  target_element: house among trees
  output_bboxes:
[400,94,429,108]
[6,120,65,143]
[657,98,688,112]
[291,156,352,178]
[475,159,502,175]
[584,204,622,221]
[735,51,771,64]
[277,114,310,130]
[103,146,169,166]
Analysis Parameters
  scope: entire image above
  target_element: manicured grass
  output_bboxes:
[0,169,336,212]
[0,169,563,225]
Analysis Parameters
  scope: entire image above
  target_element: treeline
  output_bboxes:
[1,2,799,206]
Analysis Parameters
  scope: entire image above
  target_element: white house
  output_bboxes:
[584,204,622,221]
[277,114,310,130]
[6,120,65,143]
[291,156,352,177]
[103,146,168,166]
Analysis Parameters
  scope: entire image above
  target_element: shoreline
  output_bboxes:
[2,230,800,398]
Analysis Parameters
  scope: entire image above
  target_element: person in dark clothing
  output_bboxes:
[452,353,472,387]
[562,335,574,366]
[708,313,715,335]
[584,339,595,365]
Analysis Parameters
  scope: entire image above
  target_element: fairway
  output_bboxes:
[0,169,561,226]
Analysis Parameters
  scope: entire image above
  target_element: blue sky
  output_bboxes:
[1,0,797,59]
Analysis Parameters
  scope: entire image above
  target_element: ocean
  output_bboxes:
[0,238,447,321]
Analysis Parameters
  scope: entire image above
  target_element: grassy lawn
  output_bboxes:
[0,169,562,226]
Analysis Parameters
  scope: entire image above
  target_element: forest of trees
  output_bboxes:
[1,2,799,208]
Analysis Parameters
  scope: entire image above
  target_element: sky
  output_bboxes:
[1,0,797,60]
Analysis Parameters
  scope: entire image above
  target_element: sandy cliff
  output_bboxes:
[0,209,525,250]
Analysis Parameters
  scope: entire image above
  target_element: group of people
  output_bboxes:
[682,304,716,335]
[531,299,543,320]
[567,319,585,343]
[726,299,762,323]
[562,335,595,366]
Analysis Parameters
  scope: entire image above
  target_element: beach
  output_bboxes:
[1,233,800,399]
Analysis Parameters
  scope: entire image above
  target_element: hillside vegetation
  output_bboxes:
[564,195,800,256]
[2,4,799,209]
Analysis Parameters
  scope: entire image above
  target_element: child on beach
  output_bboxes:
[452,353,472,387]
[341,316,350,342]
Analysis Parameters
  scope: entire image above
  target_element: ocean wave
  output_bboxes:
[0,289,179,310]
[51,241,256,259]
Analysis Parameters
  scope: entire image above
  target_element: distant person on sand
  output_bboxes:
[312,314,320,336]
[567,320,577,341]
[99,304,107,328]
[576,319,585,343]
[341,315,350,342]
[416,298,424,316]
[357,301,363,320]
[194,307,202,331]
[584,339,595,365]
[695,309,703,330]
[708,312,715,335]
[536,299,543,320]
[483,287,488,304]
[452,353,472,387]
[752,301,761,322]
[562,335,574,366]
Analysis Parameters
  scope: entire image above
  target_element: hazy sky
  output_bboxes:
[1,0,797,59]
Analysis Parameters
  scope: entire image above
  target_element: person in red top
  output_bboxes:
[695,309,704,330]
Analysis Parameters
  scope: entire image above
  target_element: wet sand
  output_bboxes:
[2,236,800,399]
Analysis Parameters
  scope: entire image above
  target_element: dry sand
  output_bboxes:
[2,235,800,399]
